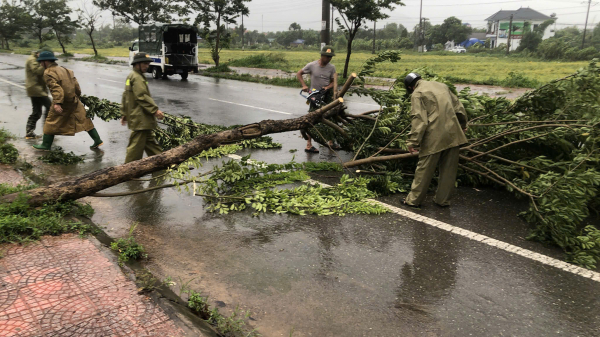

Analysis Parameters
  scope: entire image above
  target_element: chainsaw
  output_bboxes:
[300,88,329,108]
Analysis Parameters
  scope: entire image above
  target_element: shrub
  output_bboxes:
[0,144,18,164]
[229,52,289,69]
[110,223,147,265]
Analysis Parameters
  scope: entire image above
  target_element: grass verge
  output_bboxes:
[0,184,96,244]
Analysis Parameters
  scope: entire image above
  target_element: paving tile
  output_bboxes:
[3,245,57,272]
[9,264,69,288]
[84,282,140,313]
[103,297,170,334]
[44,314,114,337]
[34,294,97,328]
[0,296,41,337]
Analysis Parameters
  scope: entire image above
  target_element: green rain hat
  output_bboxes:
[36,50,57,62]
[131,52,153,65]
[321,45,335,57]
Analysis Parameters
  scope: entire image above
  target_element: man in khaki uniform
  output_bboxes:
[403,73,468,207]
[24,47,52,139]
[120,53,164,163]
[32,51,103,150]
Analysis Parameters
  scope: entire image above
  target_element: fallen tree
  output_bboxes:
[0,99,344,206]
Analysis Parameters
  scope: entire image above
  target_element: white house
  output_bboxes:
[486,7,557,51]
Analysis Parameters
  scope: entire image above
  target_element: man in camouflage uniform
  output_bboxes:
[32,51,103,150]
[120,53,164,163]
[24,47,52,139]
[403,73,469,207]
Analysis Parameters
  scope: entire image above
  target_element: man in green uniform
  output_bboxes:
[296,45,338,153]
[24,47,52,139]
[32,51,103,150]
[120,53,164,163]
[403,73,468,207]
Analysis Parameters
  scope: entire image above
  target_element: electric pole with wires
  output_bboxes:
[583,0,593,49]
[321,0,331,48]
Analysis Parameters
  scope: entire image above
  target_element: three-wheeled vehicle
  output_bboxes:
[129,24,199,80]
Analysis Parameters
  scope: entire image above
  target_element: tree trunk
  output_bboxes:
[1,99,344,207]
[343,26,358,79]
[89,31,98,57]
[4,39,9,50]
[55,32,67,55]
[214,12,222,67]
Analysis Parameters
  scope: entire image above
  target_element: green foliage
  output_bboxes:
[0,184,95,244]
[93,0,179,25]
[228,52,289,70]
[0,144,19,164]
[110,223,147,265]
[187,289,258,337]
[0,128,18,164]
[195,158,388,216]
[38,147,84,165]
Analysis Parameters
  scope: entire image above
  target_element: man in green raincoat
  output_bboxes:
[32,51,103,150]
[403,73,468,207]
[120,53,164,163]
[24,47,52,139]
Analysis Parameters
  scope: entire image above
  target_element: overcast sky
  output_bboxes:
[241,0,600,32]
[79,0,600,32]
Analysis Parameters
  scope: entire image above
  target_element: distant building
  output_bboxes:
[486,7,556,51]
[290,39,305,47]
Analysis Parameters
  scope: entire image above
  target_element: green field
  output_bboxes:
[2,46,588,85]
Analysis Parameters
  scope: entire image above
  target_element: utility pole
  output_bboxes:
[418,0,423,51]
[583,0,592,49]
[262,15,263,34]
[372,21,377,54]
[241,13,244,50]
[321,0,331,48]
[506,14,514,55]
[331,4,334,45]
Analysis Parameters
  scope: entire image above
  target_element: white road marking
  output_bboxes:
[0,77,25,89]
[206,97,292,115]
[227,153,600,283]
[97,78,122,84]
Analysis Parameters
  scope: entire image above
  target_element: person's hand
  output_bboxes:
[302,85,309,93]
[155,110,165,120]
[54,104,63,113]
[120,116,127,126]
[408,146,419,155]
[463,126,468,132]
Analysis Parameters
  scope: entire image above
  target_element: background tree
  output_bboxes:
[331,0,404,78]
[0,0,30,50]
[191,0,250,67]
[24,0,55,45]
[47,0,78,54]
[517,19,556,52]
[289,22,301,31]
[436,16,472,44]
[78,2,103,56]
[93,0,177,25]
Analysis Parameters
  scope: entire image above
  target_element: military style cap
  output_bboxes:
[321,45,335,57]
[404,72,422,89]
[37,51,57,62]
[131,53,153,65]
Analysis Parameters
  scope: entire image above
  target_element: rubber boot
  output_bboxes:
[88,128,103,149]
[32,134,54,150]
[25,129,37,139]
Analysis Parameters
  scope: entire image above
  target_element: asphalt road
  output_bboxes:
[1,53,599,337]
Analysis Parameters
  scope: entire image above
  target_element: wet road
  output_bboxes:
[1,53,599,337]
